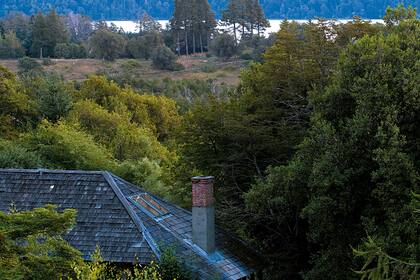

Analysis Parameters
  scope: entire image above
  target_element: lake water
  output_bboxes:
[106,19,384,35]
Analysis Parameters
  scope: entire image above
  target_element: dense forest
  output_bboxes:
[0,3,419,280]
[1,0,419,19]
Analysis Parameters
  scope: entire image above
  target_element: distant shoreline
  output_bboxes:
[105,19,384,34]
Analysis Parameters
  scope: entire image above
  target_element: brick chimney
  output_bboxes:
[192,176,215,254]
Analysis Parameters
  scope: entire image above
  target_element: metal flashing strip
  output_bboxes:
[102,171,161,260]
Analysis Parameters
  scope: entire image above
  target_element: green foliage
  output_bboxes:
[68,99,172,163]
[0,31,25,58]
[54,43,87,58]
[23,120,117,170]
[17,56,43,76]
[384,4,417,27]
[98,75,224,113]
[127,31,164,60]
[335,17,382,48]
[1,13,32,51]
[159,247,193,280]
[77,76,181,141]
[353,193,420,279]
[221,0,270,39]
[116,159,167,197]
[152,45,182,71]
[0,139,42,168]
[209,33,238,58]
[30,10,69,58]
[137,13,162,33]
[244,16,420,279]
[170,0,216,55]
[72,247,192,280]
[200,61,217,72]
[0,65,36,136]
[353,236,420,280]
[0,205,84,280]
[32,74,74,122]
[89,28,126,61]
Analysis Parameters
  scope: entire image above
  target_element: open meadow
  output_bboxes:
[0,56,246,85]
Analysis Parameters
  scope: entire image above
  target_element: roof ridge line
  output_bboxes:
[101,171,161,260]
[0,168,105,175]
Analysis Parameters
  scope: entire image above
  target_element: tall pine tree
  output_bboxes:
[170,0,216,55]
[221,0,269,39]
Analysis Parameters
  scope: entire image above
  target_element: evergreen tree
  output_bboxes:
[2,12,32,52]
[221,0,240,41]
[253,0,270,37]
[30,10,68,58]
[137,12,162,33]
[197,0,217,52]
[30,13,48,58]
[0,31,25,58]
[170,0,216,55]
[221,0,269,39]
[0,205,84,279]
[170,0,185,55]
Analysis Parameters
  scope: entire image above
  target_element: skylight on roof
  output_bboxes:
[130,193,170,220]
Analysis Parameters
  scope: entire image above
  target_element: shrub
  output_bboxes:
[17,56,43,76]
[34,74,73,121]
[54,43,87,59]
[209,33,238,58]
[152,46,183,71]
[42,58,54,65]
[0,140,42,168]
[127,31,164,60]
[239,48,253,60]
[24,120,117,170]
[89,29,126,61]
[200,62,217,73]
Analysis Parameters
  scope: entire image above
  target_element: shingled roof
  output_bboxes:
[0,169,259,280]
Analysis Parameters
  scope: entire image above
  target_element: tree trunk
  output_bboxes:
[177,31,181,56]
[233,22,237,42]
[192,31,196,54]
[185,28,189,56]
[200,33,204,53]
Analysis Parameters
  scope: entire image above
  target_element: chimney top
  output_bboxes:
[192,175,215,254]
[191,176,214,181]
[192,176,214,207]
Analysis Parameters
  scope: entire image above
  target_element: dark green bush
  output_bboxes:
[209,33,238,58]
[54,43,87,59]
[17,56,43,76]
[152,46,183,71]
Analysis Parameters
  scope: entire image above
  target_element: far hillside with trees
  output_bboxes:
[1,0,419,19]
